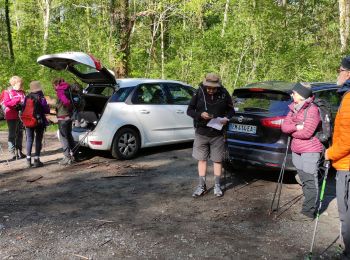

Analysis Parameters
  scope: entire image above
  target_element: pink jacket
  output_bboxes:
[3,89,25,120]
[281,98,323,154]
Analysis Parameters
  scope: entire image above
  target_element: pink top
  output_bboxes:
[281,98,323,153]
[3,89,25,120]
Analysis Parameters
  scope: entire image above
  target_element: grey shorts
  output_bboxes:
[192,133,225,162]
[292,152,321,175]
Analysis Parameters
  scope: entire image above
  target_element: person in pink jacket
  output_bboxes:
[281,82,323,221]
[3,76,26,160]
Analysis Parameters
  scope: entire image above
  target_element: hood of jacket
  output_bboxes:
[55,81,70,91]
[337,79,350,95]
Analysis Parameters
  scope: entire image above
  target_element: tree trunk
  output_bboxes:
[221,0,230,37]
[5,0,14,61]
[160,14,165,79]
[111,0,133,78]
[42,0,51,54]
[339,0,350,53]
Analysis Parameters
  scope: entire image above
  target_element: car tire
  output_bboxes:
[111,127,140,160]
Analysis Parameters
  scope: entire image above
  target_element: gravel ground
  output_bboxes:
[0,131,342,259]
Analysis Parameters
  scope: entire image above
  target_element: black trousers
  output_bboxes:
[25,126,45,157]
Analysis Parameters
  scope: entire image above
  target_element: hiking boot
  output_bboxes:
[192,184,207,198]
[33,158,44,168]
[58,156,72,166]
[214,184,223,197]
[26,158,32,168]
[290,213,314,222]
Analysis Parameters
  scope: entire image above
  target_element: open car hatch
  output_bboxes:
[37,52,116,84]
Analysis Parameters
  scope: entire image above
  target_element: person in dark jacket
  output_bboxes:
[281,82,323,221]
[23,81,50,168]
[52,78,75,166]
[187,73,234,197]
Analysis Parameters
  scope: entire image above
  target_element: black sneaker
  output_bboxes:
[17,151,26,159]
[33,158,44,168]
[192,184,207,197]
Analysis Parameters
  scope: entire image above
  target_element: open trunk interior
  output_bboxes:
[72,94,110,132]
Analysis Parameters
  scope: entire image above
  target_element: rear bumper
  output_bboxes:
[227,143,294,170]
[72,129,109,150]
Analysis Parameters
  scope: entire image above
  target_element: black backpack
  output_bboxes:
[64,84,85,112]
[304,98,332,146]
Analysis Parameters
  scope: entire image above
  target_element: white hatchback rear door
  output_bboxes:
[37,52,116,84]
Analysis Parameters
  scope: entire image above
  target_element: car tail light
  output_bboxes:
[249,88,264,92]
[261,116,285,129]
[88,53,102,70]
[90,141,103,145]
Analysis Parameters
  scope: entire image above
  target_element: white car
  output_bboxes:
[37,52,195,159]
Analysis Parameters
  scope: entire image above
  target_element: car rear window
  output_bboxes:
[233,90,291,114]
[110,87,134,102]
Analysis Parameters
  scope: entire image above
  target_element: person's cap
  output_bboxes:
[292,82,312,99]
[29,81,42,93]
[341,56,350,70]
[202,73,221,88]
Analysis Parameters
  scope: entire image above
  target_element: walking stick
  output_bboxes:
[305,160,331,260]
[269,136,291,214]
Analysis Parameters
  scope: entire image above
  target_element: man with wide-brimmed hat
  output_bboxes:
[187,73,234,197]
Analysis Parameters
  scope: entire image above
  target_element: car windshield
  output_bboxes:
[233,91,291,114]
[110,87,134,102]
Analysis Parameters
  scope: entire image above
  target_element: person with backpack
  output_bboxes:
[52,78,75,166]
[187,73,234,198]
[281,82,323,221]
[22,81,50,168]
[3,76,26,160]
[324,56,350,260]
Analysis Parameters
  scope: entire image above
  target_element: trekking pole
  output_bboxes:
[269,136,291,214]
[71,130,90,156]
[306,160,331,260]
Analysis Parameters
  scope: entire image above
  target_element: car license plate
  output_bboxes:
[229,123,257,134]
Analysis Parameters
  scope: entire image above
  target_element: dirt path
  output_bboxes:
[0,132,342,259]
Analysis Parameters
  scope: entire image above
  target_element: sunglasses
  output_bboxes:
[337,68,349,73]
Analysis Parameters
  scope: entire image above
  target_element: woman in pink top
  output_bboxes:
[281,82,323,220]
[3,76,26,160]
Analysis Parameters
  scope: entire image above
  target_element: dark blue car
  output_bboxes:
[226,81,339,171]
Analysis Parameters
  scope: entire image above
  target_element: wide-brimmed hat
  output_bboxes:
[202,73,221,88]
[29,81,42,93]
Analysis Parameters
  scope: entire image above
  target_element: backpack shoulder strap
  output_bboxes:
[303,102,318,122]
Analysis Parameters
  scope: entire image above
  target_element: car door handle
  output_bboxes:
[139,110,150,114]
[176,110,184,114]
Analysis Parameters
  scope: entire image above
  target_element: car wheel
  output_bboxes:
[111,128,140,160]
